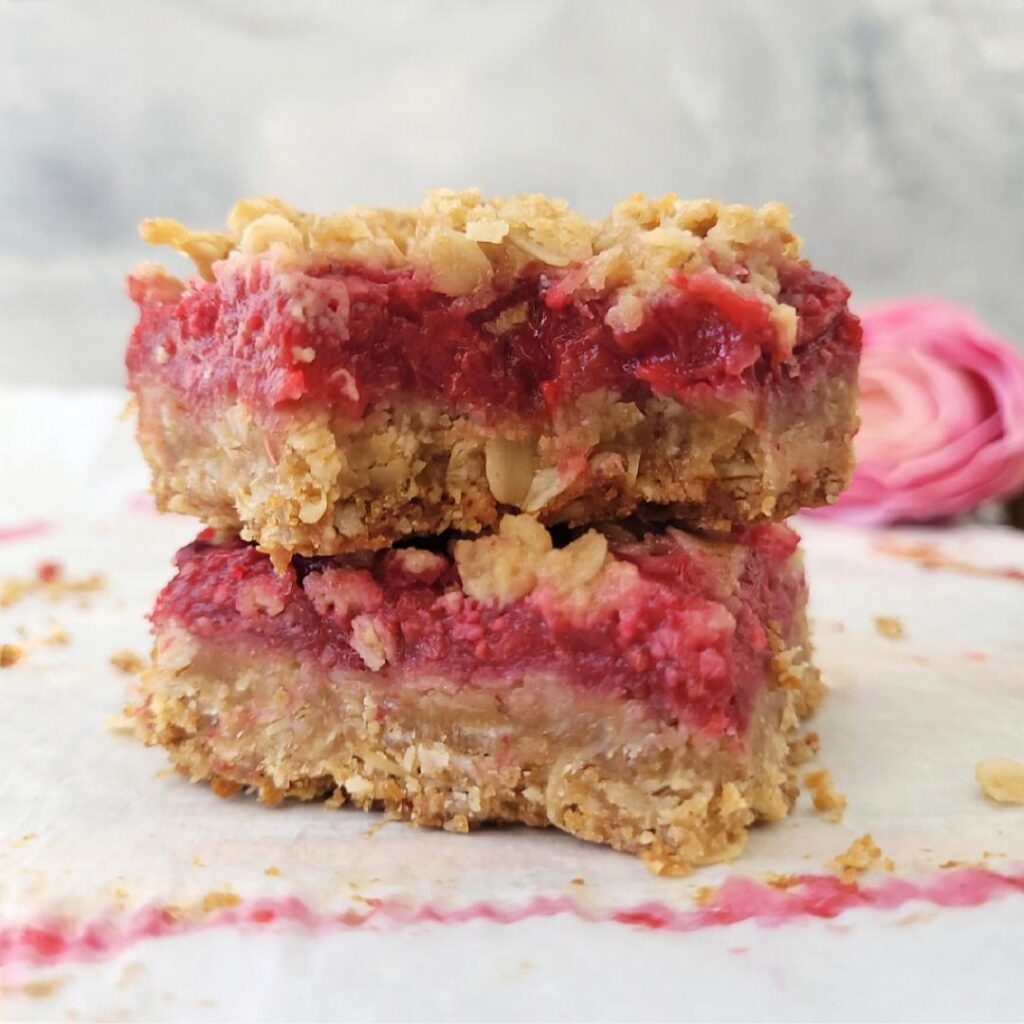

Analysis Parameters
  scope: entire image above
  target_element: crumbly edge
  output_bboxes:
[134,623,823,875]
[137,188,802,336]
[134,372,856,565]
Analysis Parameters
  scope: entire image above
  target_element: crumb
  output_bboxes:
[570,877,585,886]
[830,834,884,884]
[872,615,904,640]
[790,730,821,766]
[1,567,105,609]
[764,873,800,890]
[110,649,147,675]
[210,778,242,799]
[116,962,145,990]
[200,891,241,913]
[883,857,895,871]
[875,540,1024,584]
[264,866,281,877]
[192,856,206,868]
[804,768,847,822]
[35,561,62,583]
[896,911,935,927]
[15,976,66,999]
[104,710,136,735]
[975,757,1024,804]
[43,622,70,645]
[692,885,716,905]
[1,642,25,667]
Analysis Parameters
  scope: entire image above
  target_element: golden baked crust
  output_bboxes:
[133,370,856,566]
[140,188,802,336]
[135,625,822,875]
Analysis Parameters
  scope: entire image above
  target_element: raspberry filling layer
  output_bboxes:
[153,523,805,737]
[127,258,859,421]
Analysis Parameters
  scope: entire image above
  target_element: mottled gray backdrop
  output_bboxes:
[1,0,1021,386]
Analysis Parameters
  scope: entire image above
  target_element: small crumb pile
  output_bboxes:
[804,768,847,823]
[0,560,105,609]
[975,758,1024,805]
[830,834,892,884]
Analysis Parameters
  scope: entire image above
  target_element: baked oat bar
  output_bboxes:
[135,516,823,874]
[127,190,860,565]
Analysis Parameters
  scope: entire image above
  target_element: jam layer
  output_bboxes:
[127,258,858,423]
[152,518,810,737]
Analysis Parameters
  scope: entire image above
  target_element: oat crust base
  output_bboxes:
[136,627,823,875]
[135,375,856,564]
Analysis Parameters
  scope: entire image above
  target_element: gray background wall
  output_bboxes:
[2,0,1021,387]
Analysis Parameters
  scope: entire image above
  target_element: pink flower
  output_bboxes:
[821,299,1024,525]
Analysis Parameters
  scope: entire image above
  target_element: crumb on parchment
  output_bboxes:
[43,622,71,645]
[1,642,25,667]
[764,873,800,890]
[692,885,716,905]
[976,758,1024,805]
[873,615,904,640]
[13,976,67,999]
[200,891,241,913]
[804,768,847,822]
[830,834,887,884]
[110,649,147,675]
[1,564,105,609]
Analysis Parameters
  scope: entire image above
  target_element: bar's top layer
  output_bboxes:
[129,190,857,420]
[154,517,807,737]
[139,188,800,320]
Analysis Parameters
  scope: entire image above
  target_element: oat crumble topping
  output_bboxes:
[140,188,803,339]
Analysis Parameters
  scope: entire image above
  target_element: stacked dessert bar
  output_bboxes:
[127,190,860,873]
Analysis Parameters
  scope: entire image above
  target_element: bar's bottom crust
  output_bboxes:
[134,369,856,564]
[136,630,823,874]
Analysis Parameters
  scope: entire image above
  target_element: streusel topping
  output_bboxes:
[140,189,803,330]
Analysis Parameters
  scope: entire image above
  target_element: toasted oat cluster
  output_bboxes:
[126,188,852,871]
[127,189,860,561]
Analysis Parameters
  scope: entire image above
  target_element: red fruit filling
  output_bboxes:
[153,523,805,737]
[127,257,859,421]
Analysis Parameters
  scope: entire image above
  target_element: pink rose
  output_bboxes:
[820,299,1024,525]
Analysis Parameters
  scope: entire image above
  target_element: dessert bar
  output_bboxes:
[136,516,822,874]
[128,190,861,565]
